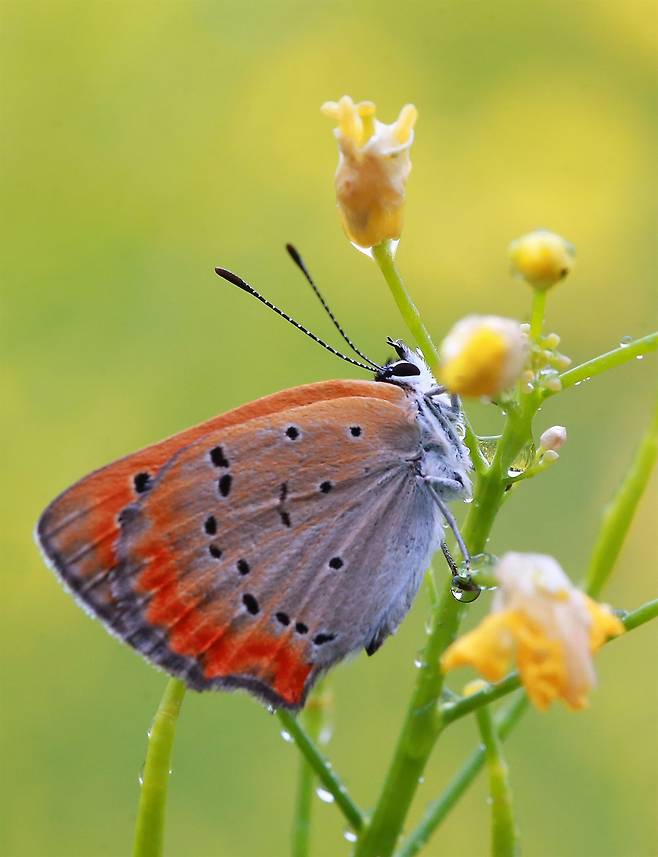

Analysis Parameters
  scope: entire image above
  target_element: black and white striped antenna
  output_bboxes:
[285,244,382,371]
[214,266,383,373]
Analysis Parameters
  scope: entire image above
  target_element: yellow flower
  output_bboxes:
[508,229,575,291]
[442,553,624,711]
[321,95,417,249]
[438,315,528,398]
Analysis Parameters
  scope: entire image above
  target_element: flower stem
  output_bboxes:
[289,680,332,857]
[553,332,657,394]
[277,709,363,832]
[133,679,186,857]
[371,238,482,464]
[396,695,528,857]
[621,597,658,631]
[354,400,536,857]
[371,240,439,368]
[585,393,658,598]
[354,257,544,857]
[475,703,519,857]
[529,290,547,342]
[441,674,522,725]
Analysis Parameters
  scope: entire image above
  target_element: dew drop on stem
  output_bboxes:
[316,787,335,804]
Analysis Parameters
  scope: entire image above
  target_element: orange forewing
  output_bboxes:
[39,380,403,584]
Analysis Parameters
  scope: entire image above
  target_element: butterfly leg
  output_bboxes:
[440,540,459,575]
[425,481,471,569]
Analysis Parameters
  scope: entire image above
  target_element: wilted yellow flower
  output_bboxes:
[508,229,575,290]
[321,95,417,248]
[438,315,528,398]
[442,553,624,711]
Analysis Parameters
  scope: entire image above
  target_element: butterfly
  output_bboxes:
[36,247,473,710]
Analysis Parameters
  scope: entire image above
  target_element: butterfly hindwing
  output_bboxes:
[93,389,437,708]
[37,380,435,708]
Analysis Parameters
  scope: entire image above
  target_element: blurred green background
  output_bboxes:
[2,2,656,856]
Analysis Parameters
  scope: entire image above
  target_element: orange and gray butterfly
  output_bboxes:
[37,379,449,709]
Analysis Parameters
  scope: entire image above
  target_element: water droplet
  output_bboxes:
[619,335,632,347]
[344,830,357,843]
[455,423,466,439]
[319,725,333,745]
[507,441,535,476]
[350,241,373,259]
[585,376,591,382]
[463,496,474,504]
[450,575,481,603]
[316,787,335,804]
[267,705,277,715]
[414,656,426,669]
[636,354,644,361]
[574,380,582,387]
[138,765,145,786]
[418,776,425,784]
[146,728,152,739]
[280,730,293,744]
[478,436,501,465]
[485,795,493,805]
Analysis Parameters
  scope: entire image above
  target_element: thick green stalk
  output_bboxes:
[354,400,535,857]
[396,695,528,857]
[585,393,658,597]
[277,709,363,832]
[289,681,331,857]
[475,703,518,857]
[133,679,186,857]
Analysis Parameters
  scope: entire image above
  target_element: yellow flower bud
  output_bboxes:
[438,315,528,398]
[508,229,575,291]
[321,95,417,249]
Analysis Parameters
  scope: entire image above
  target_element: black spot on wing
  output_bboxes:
[133,472,152,494]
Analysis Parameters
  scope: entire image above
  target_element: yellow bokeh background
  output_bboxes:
[1,2,656,856]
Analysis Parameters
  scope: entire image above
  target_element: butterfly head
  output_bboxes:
[376,338,437,395]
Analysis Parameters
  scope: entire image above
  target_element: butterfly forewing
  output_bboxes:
[37,380,437,708]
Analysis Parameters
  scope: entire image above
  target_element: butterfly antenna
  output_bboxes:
[214,267,377,373]
[285,244,383,371]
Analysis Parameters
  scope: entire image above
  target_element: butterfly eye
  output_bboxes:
[390,361,421,377]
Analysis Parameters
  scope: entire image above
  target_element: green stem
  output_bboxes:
[395,695,528,857]
[289,680,332,857]
[277,709,364,833]
[355,250,543,857]
[354,400,536,857]
[392,348,658,857]
[585,393,658,598]
[371,240,439,368]
[529,290,547,342]
[554,332,657,395]
[371,238,482,467]
[476,703,518,857]
[442,674,522,725]
[133,679,186,857]
[621,597,658,631]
